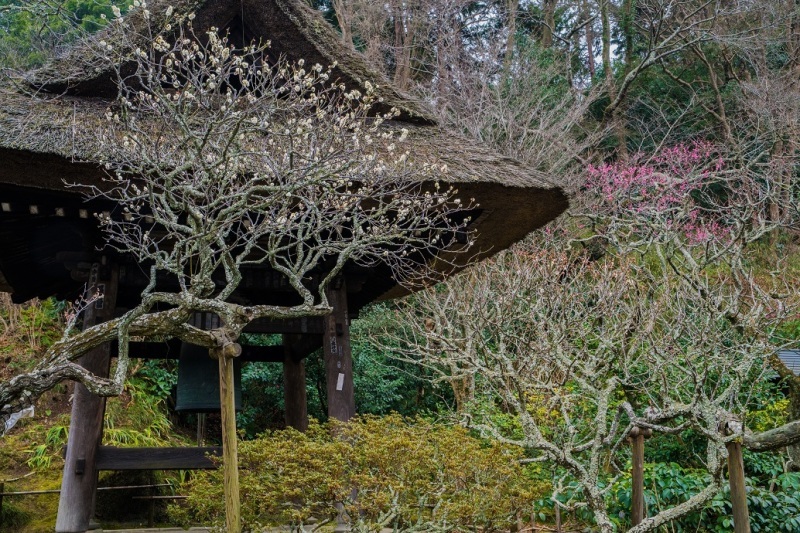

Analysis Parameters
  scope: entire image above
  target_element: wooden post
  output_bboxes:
[147,472,155,528]
[324,280,355,531]
[324,280,355,423]
[283,334,308,432]
[56,263,117,533]
[727,440,751,533]
[216,343,242,533]
[554,504,561,533]
[630,428,645,526]
[196,413,206,447]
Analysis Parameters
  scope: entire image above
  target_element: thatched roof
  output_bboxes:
[0,0,567,303]
[27,0,435,123]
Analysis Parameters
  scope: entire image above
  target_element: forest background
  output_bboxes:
[2,0,800,531]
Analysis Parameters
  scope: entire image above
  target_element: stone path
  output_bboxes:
[104,527,392,533]
[103,527,334,533]
[105,529,212,533]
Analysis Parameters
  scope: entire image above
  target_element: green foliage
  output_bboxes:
[103,374,180,447]
[24,422,68,470]
[0,0,133,68]
[746,381,790,434]
[0,298,64,374]
[237,360,285,437]
[235,308,450,437]
[12,370,177,473]
[532,461,800,532]
[350,305,452,416]
[605,461,800,532]
[171,414,546,531]
[135,359,178,400]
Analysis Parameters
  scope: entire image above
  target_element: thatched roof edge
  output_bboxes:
[0,89,557,190]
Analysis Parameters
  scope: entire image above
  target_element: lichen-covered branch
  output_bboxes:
[381,140,798,531]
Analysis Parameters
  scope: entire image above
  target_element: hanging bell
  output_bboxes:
[174,342,243,412]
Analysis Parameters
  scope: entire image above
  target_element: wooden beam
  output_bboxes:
[119,341,287,362]
[56,264,118,533]
[283,334,323,362]
[118,340,182,359]
[324,281,355,423]
[95,446,221,470]
[244,316,325,335]
[238,345,288,362]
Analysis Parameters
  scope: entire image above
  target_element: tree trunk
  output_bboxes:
[600,0,628,159]
[583,0,596,79]
[450,373,474,414]
[600,0,612,84]
[542,0,557,49]
[504,0,519,69]
[392,0,411,90]
[333,0,354,47]
[787,0,800,76]
[621,0,634,73]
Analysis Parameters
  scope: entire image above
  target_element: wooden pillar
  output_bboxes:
[324,280,355,423]
[630,428,645,526]
[283,334,308,432]
[727,440,751,533]
[56,263,117,533]
[324,280,355,532]
[216,342,242,533]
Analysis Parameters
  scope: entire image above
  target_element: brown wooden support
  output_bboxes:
[216,343,242,533]
[92,446,221,470]
[324,280,355,423]
[555,504,562,533]
[197,413,207,447]
[147,472,155,528]
[56,263,117,533]
[120,340,285,362]
[245,316,325,335]
[727,440,751,533]
[629,427,649,526]
[283,334,309,432]
[323,281,356,532]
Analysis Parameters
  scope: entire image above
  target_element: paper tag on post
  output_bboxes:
[336,373,345,391]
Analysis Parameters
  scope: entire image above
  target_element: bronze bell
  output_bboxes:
[175,342,243,412]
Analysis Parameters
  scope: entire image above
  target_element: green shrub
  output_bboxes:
[605,461,800,532]
[1,498,32,530]
[170,414,547,531]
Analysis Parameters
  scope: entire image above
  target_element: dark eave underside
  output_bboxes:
[0,151,566,307]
